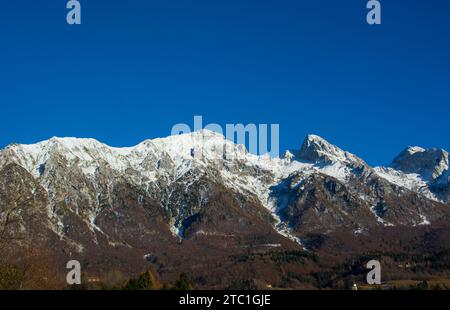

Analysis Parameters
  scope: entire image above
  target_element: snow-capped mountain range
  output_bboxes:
[2,129,449,291]
[1,130,448,243]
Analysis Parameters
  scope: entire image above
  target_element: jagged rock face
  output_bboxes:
[0,131,449,282]
[430,182,450,205]
[0,163,51,249]
[355,173,448,226]
[298,135,367,169]
[270,170,450,235]
[378,146,450,203]
[273,173,377,234]
[392,147,449,182]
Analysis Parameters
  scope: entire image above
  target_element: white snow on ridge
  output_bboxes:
[302,134,365,167]
[417,214,431,226]
[315,162,351,183]
[1,131,443,205]
[0,130,447,242]
[406,146,426,155]
[374,167,440,202]
[0,131,353,246]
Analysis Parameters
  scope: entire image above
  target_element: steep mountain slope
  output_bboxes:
[1,131,449,238]
[375,146,450,203]
[0,131,449,287]
[273,136,449,235]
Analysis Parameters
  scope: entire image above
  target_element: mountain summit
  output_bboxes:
[298,134,367,167]
[391,146,449,182]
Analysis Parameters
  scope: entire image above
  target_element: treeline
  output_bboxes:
[0,248,192,290]
[0,247,67,290]
[279,249,450,290]
[231,250,317,264]
[67,271,192,290]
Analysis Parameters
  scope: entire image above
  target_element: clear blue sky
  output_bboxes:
[1,0,449,166]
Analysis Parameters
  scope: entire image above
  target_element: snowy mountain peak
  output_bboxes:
[0,130,255,182]
[1,132,449,207]
[305,134,328,143]
[391,146,449,182]
[298,134,366,167]
[406,146,426,155]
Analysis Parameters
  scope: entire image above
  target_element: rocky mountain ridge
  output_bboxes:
[0,131,449,286]
[1,131,449,240]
